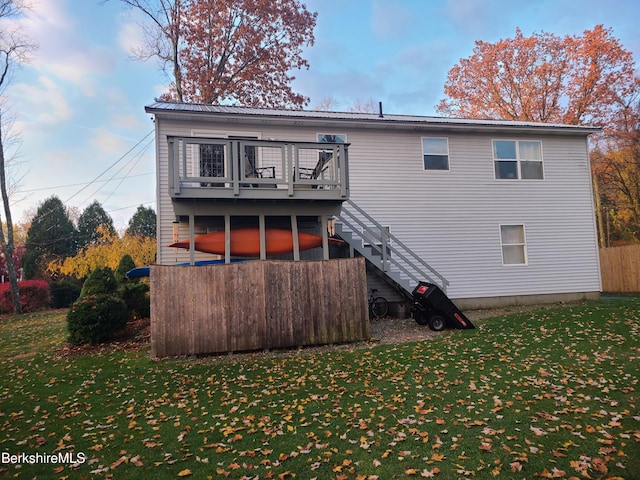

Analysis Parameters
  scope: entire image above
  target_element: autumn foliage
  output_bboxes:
[437,25,637,129]
[0,280,50,314]
[141,0,317,107]
[438,25,640,244]
[46,225,156,279]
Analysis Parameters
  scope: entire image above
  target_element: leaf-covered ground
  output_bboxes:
[0,296,638,479]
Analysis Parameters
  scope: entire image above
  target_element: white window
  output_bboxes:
[422,137,449,170]
[493,140,543,180]
[500,224,527,265]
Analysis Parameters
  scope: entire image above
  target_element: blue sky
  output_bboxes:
[3,0,639,229]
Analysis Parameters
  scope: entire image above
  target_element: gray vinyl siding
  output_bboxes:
[154,115,601,300]
[344,130,600,299]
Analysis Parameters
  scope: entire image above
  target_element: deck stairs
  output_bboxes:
[334,199,449,299]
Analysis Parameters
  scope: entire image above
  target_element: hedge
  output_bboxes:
[0,280,51,314]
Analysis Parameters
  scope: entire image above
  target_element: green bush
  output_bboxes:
[119,282,150,319]
[67,294,128,345]
[115,254,136,285]
[80,267,117,298]
[49,277,82,308]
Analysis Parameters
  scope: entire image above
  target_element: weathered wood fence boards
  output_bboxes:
[150,258,369,357]
[600,245,640,293]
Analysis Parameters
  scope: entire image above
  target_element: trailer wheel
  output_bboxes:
[428,314,446,332]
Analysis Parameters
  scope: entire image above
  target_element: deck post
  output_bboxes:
[224,214,231,263]
[321,215,329,260]
[188,215,195,265]
[259,215,266,260]
[291,215,300,261]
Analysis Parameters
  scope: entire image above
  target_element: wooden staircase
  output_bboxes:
[334,199,449,299]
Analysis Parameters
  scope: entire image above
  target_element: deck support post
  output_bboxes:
[224,214,231,264]
[321,215,329,260]
[188,214,195,265]
[259,215,266,260]
[291,215,300,261]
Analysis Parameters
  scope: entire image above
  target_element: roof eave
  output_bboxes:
[144,104,601,136]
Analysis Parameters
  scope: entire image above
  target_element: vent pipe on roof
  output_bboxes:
[378,101,384,118]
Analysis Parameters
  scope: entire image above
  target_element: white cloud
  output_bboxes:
[11,75,73,125]
[13,0,116,95]
[89,127,131,155]
[117,21,147,56]
[111,113,146,131]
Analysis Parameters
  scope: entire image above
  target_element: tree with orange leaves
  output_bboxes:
[437,25,637,131]
[438,25,640,244]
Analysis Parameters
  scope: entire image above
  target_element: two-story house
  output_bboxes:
[146,102,601,309]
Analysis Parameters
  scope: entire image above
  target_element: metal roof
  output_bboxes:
[144,102,600,135]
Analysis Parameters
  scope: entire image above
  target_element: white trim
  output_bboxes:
[493,139,544,180]
[499,224,528,266]
[421,137,450,171]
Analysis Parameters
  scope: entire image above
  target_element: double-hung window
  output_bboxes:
[422,137,449,170]
[493,140,543,180]
[500,224,527,265]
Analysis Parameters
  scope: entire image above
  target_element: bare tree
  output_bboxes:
[0,0,36,314]
[114,0,185,101]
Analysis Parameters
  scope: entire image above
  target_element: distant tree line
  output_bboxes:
[21,196,156,282]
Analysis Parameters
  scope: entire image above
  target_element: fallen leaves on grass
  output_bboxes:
[1,299,639,479]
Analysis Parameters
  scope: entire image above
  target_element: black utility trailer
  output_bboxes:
[411,282,475,331]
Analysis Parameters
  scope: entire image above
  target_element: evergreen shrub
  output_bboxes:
[49,278,82,308]
[80,267,117,298]
[67,294,127,345]
[119,282,150,319]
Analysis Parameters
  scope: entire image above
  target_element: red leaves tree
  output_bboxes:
[437,25,637,130]
[119,0,316,108]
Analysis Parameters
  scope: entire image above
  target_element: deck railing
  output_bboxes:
[167,136,349,200]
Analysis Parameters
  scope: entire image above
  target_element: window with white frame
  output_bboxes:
[422,137,449,170]
[493,140,543,180]
[500,224,527,265]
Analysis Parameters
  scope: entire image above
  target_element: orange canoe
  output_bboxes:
[168,228,343,256]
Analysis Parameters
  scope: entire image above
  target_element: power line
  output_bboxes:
[28,130,156,228]
[64,129,155,205]
[17,172,155,193]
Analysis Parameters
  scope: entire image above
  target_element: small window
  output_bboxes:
[500,224,527,265]
[422,137,449,170]
[318,134,346,143]
[493,140,543,180]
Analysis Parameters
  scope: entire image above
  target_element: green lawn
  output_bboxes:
[0,297,638,479]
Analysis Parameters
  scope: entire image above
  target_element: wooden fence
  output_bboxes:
[600,245,640,293]
[150,258,369,357]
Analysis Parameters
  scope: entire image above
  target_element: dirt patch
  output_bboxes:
[370,303,557,344]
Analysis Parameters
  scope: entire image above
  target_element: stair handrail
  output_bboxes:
[337,214,441,291]
[337,199,450,292]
